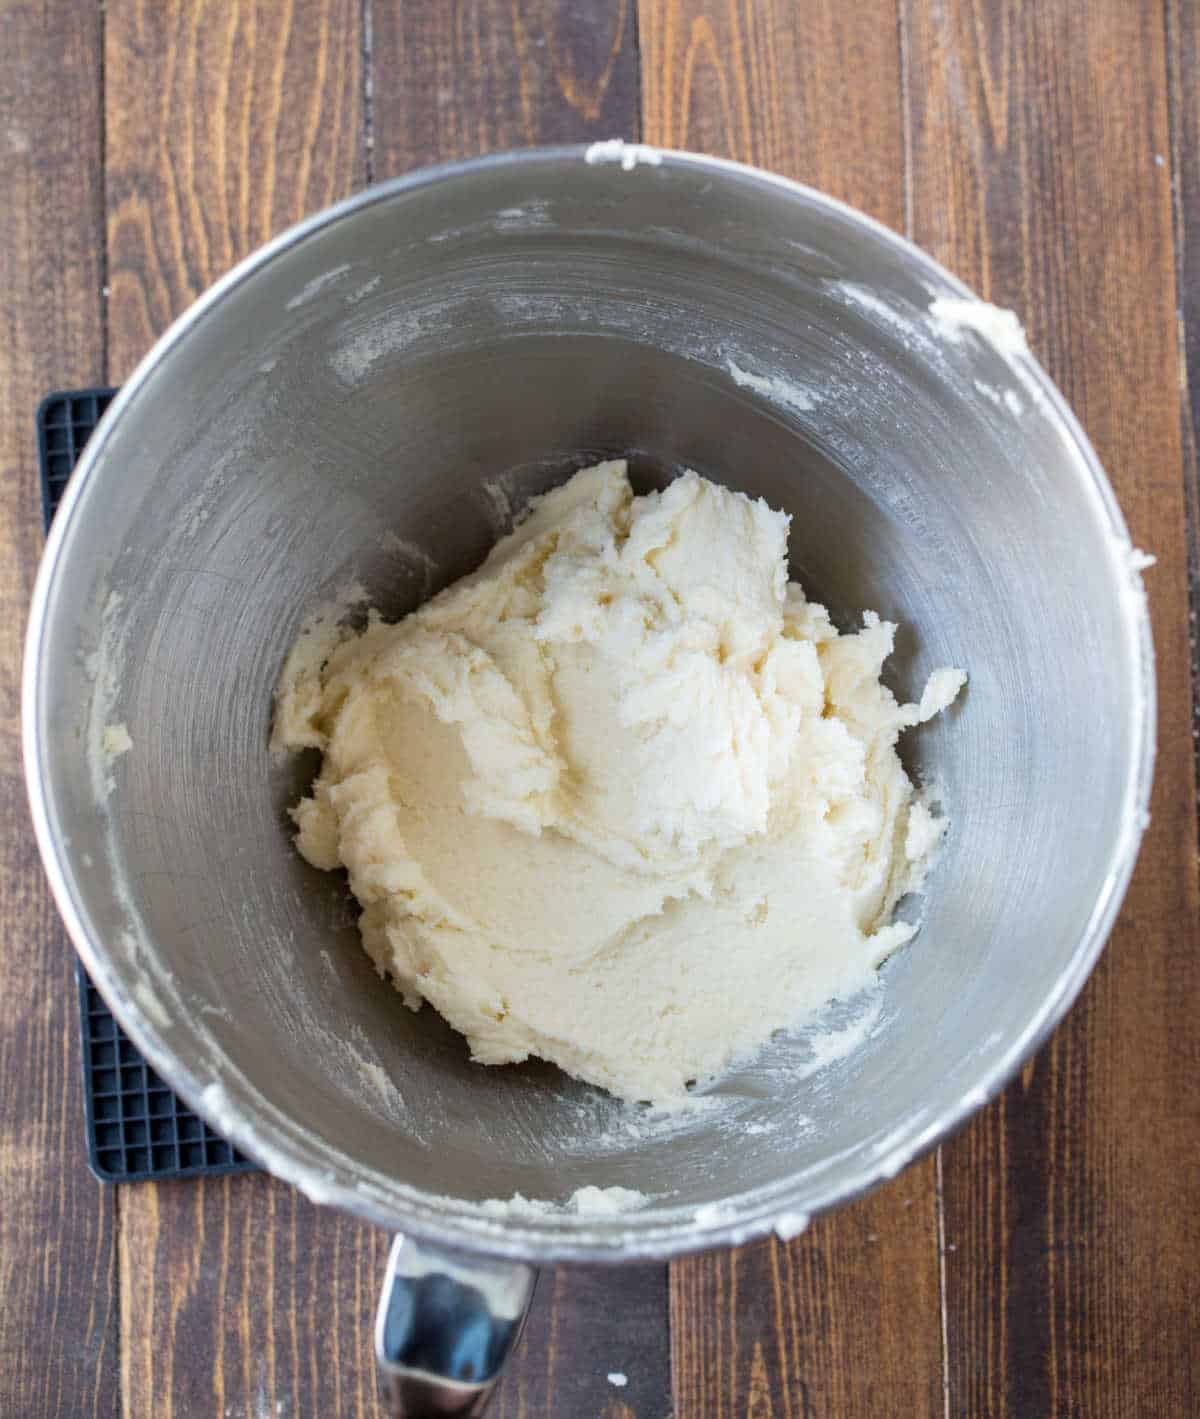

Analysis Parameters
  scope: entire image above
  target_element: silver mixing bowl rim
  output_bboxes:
[23,144,1156,1262]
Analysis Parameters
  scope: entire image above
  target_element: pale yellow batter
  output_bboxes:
[274,462,964,1102]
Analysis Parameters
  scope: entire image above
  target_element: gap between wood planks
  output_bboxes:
[360,0,376,184]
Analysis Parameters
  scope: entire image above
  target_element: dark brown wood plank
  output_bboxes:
[491,1265,669,1419]
[906,1,1200,1414]
[106,0,365,381]
[104,3,374,1415]
[0,2,117,1416]
[368,6,666,1416]
[670,1199,943,1419]
[639,0,904,227]
[370,0,641,176]
[119,1175,390,1418]
[638,4,947,1416]
[1168,0,1200,783]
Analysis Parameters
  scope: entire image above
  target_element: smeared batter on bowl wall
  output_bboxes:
[273,462,964,1102]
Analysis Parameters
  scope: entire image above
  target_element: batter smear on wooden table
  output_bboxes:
[274,462,964,1102]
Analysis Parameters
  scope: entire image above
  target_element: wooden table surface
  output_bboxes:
[3,2,1198,1415]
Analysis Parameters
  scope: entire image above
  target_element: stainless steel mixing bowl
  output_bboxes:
[24,146,1153,1412]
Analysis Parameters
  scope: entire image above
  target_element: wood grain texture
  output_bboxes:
[906,1,1200,1414]
[0,3,117,1416]
[371,0,640,175]
[119,1176,390,1418]
[368,7,667,1416]
[638,0,905,225]
[638,5,945,1416]
[106,0,365,382]
[1168,0,1200,779]
[491,1265,670,1419]
[104,3,372,1415]
[670,1203,943,1419]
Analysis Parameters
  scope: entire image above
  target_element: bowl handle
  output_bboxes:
[374,1233,537,1416]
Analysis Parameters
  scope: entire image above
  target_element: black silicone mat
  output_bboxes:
[38,388,255,1184]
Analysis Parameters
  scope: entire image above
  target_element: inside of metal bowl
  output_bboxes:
[28,151,1151,1257]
